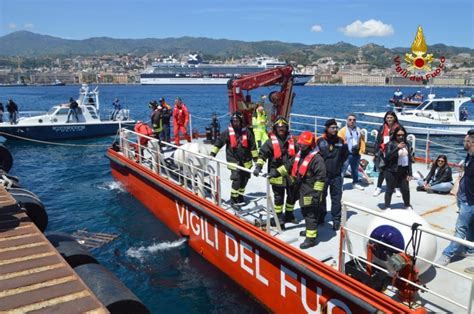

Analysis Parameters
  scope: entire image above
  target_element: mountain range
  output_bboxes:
[1,31,472,67]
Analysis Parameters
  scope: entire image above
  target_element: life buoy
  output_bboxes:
[0,144,13,172]
[8,188,48,232]
[46,232,98,268]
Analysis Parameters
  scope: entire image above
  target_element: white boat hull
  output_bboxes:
[362,112,473,135]
[140,74,312,86]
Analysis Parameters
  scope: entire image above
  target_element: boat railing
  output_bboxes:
[289,113,468,165]
[100,108,131,121]
[117,128,283,233]
[341,201,474,313]
[16,111,48,119]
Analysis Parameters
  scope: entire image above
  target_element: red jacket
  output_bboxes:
[173,104,189,126]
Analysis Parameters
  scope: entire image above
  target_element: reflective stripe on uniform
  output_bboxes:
[303,196,313,206]
[251,150,258,158]
[257,158,265,167]
[277,165,288,176]
[231,189,239,197]
[274,204,283,214]
[285,203,295,212]
[227,163,237,170]
[306,229,317,238]
[211,146,220,154]
[244,161,253,169]
[313,181,325,191]
[269,176,283,185]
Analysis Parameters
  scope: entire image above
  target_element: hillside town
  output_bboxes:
[0,49,473,86]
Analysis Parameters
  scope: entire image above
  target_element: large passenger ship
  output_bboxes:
[140,54,314,85]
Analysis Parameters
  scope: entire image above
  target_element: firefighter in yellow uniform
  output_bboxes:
[290,131,326,249]
[210,112,258,210]
[252,104,268,149]
[253,116,297,229]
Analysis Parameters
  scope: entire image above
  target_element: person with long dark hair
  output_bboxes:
[417,154,453,194]
[373,111,401,197]
[383,126,413,210]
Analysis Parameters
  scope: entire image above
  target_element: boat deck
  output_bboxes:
[0,186,108,313]
[131,134,473,313]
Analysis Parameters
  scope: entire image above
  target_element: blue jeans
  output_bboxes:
[342,153,360,184]
[416,179,453,193]
[442,200,474,258]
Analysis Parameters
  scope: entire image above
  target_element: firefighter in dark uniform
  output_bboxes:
[253,116,297,229]
[290,131,326,249]
[210,112,258,209]
[316,118,349,231]
[150,100,164,151]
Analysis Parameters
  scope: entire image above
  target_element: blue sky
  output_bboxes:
[0,0,473,48]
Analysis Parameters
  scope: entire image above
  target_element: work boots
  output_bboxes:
[270,213,285,230]
[284,211,298,224]
[300,237,317,249]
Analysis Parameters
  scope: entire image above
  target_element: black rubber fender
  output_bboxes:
[46,232,98,268]
[8,188,48,232]
[74,263,149,314]
[0,169,21,188]
[0,144,13,172]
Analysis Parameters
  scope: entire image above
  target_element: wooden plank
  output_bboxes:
[0,234,44,249]
[0,225,35,237]
[0,244,50,261]
[0,254,62,276]
[0,266,70,291]
[0,279,85,311]
[27,296,104,314]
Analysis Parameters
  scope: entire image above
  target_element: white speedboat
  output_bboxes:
[0,84,135,141]
[362,95,474,135]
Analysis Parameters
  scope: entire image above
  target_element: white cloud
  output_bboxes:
[24,23,34,29]
[340,19,394,37]
[8,23,17,29]
[311,25,323,33]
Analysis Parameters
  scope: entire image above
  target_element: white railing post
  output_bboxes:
[339,203,348,273]
[216,163,222,207]
[425,130,431,164]
[189,114,193,141]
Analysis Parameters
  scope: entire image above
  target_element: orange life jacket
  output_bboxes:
[229,126,248,148]
[134,122,153,145]
[291,150,318,177]
[270,133,295,159]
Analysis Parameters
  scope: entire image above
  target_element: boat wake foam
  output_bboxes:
[126,239,187,260]
[96,181,125,192]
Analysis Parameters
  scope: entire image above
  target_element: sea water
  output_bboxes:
[1,84,472,313]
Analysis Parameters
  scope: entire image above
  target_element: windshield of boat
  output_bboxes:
[47,106,59,115]
[418,100,455,112]
[416,100,430,110]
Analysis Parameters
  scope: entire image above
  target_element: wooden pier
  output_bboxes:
[0,186,108,313]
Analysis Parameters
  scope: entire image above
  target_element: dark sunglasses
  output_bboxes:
[348,118,356,121]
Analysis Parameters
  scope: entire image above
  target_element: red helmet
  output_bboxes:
[298,131,315,147]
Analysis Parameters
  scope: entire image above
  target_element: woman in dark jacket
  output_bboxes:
[417,154,453,194]
[383,126,412,210]
[373,111,401,196]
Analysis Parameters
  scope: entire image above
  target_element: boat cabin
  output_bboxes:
[403,96,472,122]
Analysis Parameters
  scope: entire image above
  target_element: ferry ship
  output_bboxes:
[140,54,313,86]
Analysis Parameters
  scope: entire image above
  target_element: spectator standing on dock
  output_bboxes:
[373,111,401,197]
[172,97,191,146]
[6,99,18,125]
[290,131,326,249]
[253,116,297,229]
[393,88,403,102]
[416,154,453,194]
[436,129,474,267]
[339,114,366,191]
[159,97,172,143]
[210,112,258,210]
[0,101,4,123]
[383,126,413,210]
[66,97,79,123]
[111,98,121,120]
[316,119,349,230]
[252,103,268,149]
